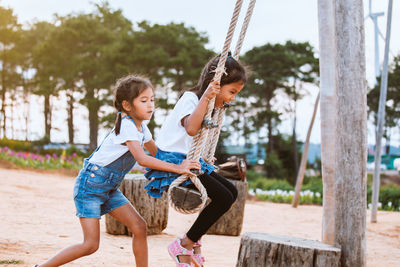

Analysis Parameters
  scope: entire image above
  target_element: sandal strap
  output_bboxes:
[169,238,194,257]
[193,254,205,266]
[193,239,202,247]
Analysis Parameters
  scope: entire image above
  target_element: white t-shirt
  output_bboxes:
[156,91,199,154]
[89,117,152,166]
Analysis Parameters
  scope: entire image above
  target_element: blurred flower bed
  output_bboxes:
[0,138,146,175]
[0,146,82,170]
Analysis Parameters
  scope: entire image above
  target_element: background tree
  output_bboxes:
[130,21,214,132]
[368,55,400,150]
[282,41,319,177]
[29,22,58,141]
[240,41,317,180]
[0,6,20,138]
[242,43,292,156]
[53,3,134,149]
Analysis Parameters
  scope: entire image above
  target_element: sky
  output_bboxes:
[2,0,400,146]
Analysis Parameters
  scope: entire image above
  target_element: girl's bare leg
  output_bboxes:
[38,218,100,267]
[109,203,148,267]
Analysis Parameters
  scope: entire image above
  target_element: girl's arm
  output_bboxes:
[126,140,200,176]
[144,139,157,156]
[182,80,220,136]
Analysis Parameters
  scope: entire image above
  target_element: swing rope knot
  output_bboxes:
[202,119,219,129]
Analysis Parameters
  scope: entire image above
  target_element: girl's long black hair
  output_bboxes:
[183,51,247,99]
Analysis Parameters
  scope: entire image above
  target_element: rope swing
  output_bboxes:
[168,0,257,214]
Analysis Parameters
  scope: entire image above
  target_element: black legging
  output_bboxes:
[186,171,238,242]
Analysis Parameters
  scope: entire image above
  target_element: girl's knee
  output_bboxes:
[230,186,238,202]
[128,218,147,237]
[215,191,235,211]
[81,241,99,256]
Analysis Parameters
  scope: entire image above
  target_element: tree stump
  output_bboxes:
[206,179,248,236]
[105,174,168,235]
[236,232,341,267]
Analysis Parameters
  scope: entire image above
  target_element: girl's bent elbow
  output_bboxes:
[185,127,197,136]
[187,131,196,137]
[136,157,147,166]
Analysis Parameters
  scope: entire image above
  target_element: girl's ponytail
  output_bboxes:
[114,111,122,135]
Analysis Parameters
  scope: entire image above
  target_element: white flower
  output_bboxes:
[368,203,372,209]
[378,202,382,208]
[388,202,392,207]
[316,192,321,198]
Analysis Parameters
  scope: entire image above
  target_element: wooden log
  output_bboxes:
[207,179,247,236]
[236,232,341,267]
[105,174,168,235]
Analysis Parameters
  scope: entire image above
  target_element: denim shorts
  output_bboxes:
[73,162,130,219]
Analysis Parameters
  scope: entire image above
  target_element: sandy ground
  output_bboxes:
[0,168,399,267]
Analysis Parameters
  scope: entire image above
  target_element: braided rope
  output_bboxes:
[205,108,225,162]
[234,0,257,59]
[168,0,244,214]
[205,0,257,163]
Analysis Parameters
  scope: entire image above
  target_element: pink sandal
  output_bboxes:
[168,238,195,267]
[192,239,205,267]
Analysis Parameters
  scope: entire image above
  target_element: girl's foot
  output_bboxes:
[167,238,194,267]
[192,240,205,267]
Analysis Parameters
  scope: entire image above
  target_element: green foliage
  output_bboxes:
[31,135,51,147]
[367,56,400,141]
[301,177,323,195]
[251,178,294,191]
[0,139,88,157]
[0,139,33,152]
[264,150,285,179]
[378,185,400,211]
[262,134,302,184]
[367,184,400,211]
[245,169,265,182]
[249,173,400,211]
[0,6,22,138]
[0,259,23,264]
[238,42,318,153]
[255,191,322,205]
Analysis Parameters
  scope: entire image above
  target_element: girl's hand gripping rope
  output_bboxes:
[178,159,201,176]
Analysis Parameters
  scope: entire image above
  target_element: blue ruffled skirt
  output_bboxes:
[144,149,214,198]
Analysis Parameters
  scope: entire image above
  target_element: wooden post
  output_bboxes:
[371,0,393,223]
[236,232,341,267]
[292,92,320,208]
[207,179,247,236]
[318,0,367,266]
[334,0,367,265]
[317,0,338,246]
[105,175,169,235]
